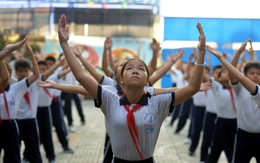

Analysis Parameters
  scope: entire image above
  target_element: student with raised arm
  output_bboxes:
[0,38,28,163]
[207,42,260,163]
[58,14,205,162]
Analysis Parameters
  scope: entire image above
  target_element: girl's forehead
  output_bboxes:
[126,60,145,66]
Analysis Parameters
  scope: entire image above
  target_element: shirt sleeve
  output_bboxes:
[230,81,242,95]
[251,85,260,106]
[154,92,175,119]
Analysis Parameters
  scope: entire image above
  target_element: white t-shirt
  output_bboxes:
[170,66,185,87]
[0,78,28,119]
[231,82,260,133]
[97,85,174,160]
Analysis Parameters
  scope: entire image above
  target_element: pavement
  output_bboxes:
[1,99,257,163]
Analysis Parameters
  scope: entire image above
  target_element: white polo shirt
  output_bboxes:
[211,79,237,119]
[231,82,260,133]
[193,91,207,107]
[170,66,184,87]
[206,88,218,114]
[38,74,58,107]
[0,78,28,119]
[97,85,175,160]
[16,76,41,120]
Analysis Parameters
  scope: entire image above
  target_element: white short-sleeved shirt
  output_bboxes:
[231,82,260,133]
[170,66,185,87]
[193,91,207,107]
[206,89,217,114]
[38,74,58,107]
[16,76,41,119]
[0,78,28,119]
[211,79,237,119]
[96,85,175,160]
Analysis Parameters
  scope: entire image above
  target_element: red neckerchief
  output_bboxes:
[0,89,12,124]
[43,88,57,102]
[123,104,144,160]
[24,91,31,109]
[227,87,236,113]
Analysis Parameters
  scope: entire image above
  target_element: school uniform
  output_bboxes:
[16,76,43,163]
[0,78,28,163]
[189,91,207,155]
[95,84,174,162]
[100,76,156,163]
[231,82,260,163]
[206,79,237,163]
[200,87,218,162]
[36,74,57,161]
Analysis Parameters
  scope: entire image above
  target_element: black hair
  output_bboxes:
[212,65,223,73]
[243,62,260,75]
[217,68,226,78]
[45,56,56,63]
[204,65,210,72]
[121,58,150,79]
[15,58,31,70]
[38,61,47,67]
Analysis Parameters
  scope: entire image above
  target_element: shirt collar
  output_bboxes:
[119,93,151,106]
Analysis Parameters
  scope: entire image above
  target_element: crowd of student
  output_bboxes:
[0,14,260,163]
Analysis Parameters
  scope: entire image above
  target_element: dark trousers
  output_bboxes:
[17,119,43,163]
[206,118,237,163]
[232,128,260,163]
[61,91,73,126]
[175,98,193,133]
[0,120,21,163]
[103,133,113,163]
[37,106,55,161]
[72,93,85,123]
[169,103,182,126]
[200,112,217,162]
[189,106,206,153]
[51,97,69,149]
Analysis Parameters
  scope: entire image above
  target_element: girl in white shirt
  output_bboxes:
[58,14,206,162]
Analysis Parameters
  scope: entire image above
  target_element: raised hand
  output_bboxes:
[5,36,28,53]
[196,22,206,52]
[104,37,112,50]
[58,14,70,43]
[200,81,212,91]
[72,47,82,58]
[206,45,222,58]
[38,80,56,88]
[170,49,185,63]
[150,38,161,52]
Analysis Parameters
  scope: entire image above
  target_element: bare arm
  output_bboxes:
[0,37,28,61]
[25,43,40,85]
[147,38,160,76]
[38,80,89,96]
[102,37,114,77]
[58,14,98,100]
[174,23,206,106]
[149,49,184,85]
[230,40,249,83]
[0,60,10,89]
[73,48,104,83]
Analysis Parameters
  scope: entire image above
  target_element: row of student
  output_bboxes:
[0,39,75,163]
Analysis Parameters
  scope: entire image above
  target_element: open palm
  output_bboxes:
[206,45,222,58]
[58,14,70,43]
